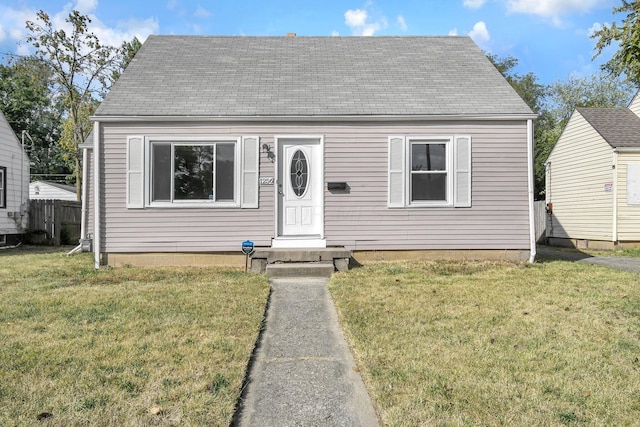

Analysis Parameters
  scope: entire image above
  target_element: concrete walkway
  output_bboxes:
[537,246,640,273]
[234,277,379,427]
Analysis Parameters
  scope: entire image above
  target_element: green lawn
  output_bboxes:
[330,259,640,426]
[5,247,640,426]
[0,246,270,426]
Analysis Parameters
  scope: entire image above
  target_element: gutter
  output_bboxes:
[93,122,100,269]
[67,143,91,256]
[613,151,619,243]
[90,113,538,123]
[527,119,537,263]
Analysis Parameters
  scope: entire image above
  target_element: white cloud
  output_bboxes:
[464,0,487,9]
[397,15,407,31]
[506,0,609,24]
[194,5,211,19]
[345,9,367,27]
[75,0,98,15]
[468,21,490,45]
[0,1,158,56]
[0,24,5,42]
[331,30,340,36]
[448,28,458,36]
[344,7,388,36]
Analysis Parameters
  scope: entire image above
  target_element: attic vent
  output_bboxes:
[286,33,297,37]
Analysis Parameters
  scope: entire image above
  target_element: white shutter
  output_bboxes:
[126,136,144,209]
[454,135,471,207]
[388,136,405,207]
[241,136,259,208]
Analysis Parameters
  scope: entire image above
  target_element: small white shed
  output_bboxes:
[30,181,77,201]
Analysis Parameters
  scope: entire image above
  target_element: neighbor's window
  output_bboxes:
[0,166,6,208]
[410,141,448,202]
[150,142,236,204]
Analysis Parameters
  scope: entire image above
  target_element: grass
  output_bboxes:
[0,246,270,426]
[329,259,640,426]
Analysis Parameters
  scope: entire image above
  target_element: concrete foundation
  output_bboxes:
[547,237,640,251]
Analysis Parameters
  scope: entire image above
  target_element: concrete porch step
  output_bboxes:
[266,262,335,278]
[252,248,351,263]
[251,247,352,274]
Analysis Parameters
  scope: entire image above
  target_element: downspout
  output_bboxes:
[527,119,537,263]
[67,146,89,255]
[613,150,619,244]
[93,121,101,269]
[81,145,88,240]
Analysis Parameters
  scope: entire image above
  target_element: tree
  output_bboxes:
[592,0,640,85]
[487,53,550,199]
[111,36,142,83]
[26,10,120,199]
[548,71,635,127]
[0,56,67,178]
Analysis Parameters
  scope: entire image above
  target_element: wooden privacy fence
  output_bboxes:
[533,200,547,244]
[29,199,82,245]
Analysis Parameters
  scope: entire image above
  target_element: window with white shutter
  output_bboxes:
[388,135,471,208]
[125,135,259,209]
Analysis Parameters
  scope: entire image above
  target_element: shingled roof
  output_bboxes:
[95,35,534,118]
[578,108,640,148]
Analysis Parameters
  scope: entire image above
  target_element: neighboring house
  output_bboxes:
[0,109,29,246]
[29,181,77,201]
[546,93,640,249]
[84,35,537,267]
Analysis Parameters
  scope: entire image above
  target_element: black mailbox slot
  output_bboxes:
[327,182,348,191]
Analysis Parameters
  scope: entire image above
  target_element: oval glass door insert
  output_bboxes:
[290,149,309,197]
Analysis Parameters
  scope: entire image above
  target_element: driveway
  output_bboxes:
[537,245,640,274]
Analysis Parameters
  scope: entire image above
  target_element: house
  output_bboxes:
[29,181,77,201]
[83,35,537,268]
[546,93,640,249]
[0,109,29,246]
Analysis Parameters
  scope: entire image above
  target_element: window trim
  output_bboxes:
[407,137,453,207]
[388,135,471,209]
[0,166,6,209]
[144,137,241,208]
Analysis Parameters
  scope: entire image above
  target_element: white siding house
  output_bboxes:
[0,109,29,245]
[86,36,537,267]
[546,105,640,249]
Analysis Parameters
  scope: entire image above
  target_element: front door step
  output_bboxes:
[250,247,351,276]
[266,262,335,278]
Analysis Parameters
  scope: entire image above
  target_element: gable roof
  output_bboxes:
[95,36,534,119]
[577,107,640,148]
[0,108,23,151]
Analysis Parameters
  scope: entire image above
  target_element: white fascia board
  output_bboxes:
[91,113,538,123]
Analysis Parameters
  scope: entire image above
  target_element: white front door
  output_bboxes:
[274,137,324,247]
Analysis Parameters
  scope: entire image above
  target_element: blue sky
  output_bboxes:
[0,0,623,85]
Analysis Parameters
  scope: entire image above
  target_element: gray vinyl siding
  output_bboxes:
[0,111,29,236]
[546,112,614,241]
[97,120,530,253]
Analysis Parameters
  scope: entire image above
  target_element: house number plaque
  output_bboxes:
[260,177,274,185]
